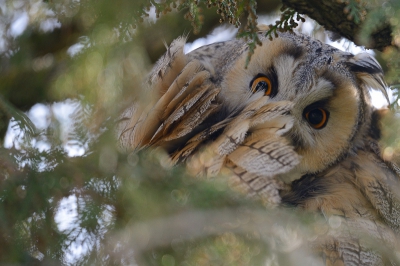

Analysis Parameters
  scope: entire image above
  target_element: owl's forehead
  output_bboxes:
[257,33,356,97]
[271,32,342,61]
[262,32,353,75]
[190,31,354,78]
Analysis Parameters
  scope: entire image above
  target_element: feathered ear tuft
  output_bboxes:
[346,53,389,104]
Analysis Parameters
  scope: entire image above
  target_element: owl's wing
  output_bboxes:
[116,37,220,152]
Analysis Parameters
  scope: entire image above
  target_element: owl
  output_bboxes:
[116,29,400,265]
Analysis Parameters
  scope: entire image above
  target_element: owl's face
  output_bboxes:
[188,32,387,183]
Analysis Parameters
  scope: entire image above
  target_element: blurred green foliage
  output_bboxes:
[0,0,400,265]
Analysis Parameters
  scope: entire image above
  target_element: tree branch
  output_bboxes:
[282,0,393,51]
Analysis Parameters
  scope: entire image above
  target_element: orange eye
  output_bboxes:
[304,108,328,129]
[251,76,272,96]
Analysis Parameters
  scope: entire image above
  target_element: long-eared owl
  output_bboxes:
[117,29,400,265]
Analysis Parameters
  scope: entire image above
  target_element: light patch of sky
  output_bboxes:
[7,1,61,39]
[4,103,50,151]
[4,101,85,157]
[67,43,85,57]
[65,231,90,264]
[10,11,29,37]
[40,17,61,32]
[184,25,237,53]
[54,192,115,264]
[55,195,78,232]
[54,195,91,264]
[32,2,61,32]
[53,101,86,157]
[29,103,51,129]
[4,122,18,148]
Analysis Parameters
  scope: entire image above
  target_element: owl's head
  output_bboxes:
[189,31,388,182]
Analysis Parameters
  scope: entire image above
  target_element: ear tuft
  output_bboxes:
[346,53,389,104]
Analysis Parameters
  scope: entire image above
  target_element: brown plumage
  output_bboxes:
[116,30,400,265]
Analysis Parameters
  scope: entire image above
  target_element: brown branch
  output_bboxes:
[282,0,393,51]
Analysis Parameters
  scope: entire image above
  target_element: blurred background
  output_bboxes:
[1,0,400,265]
